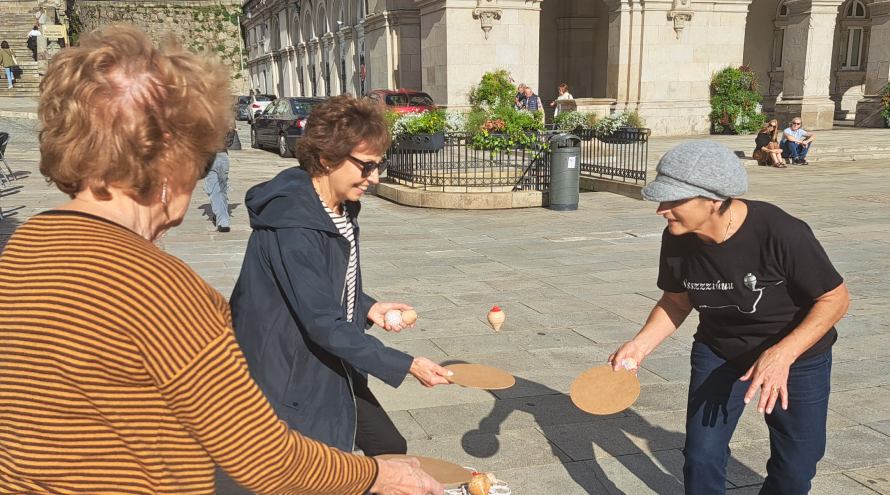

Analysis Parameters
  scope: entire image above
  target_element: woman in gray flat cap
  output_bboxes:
[608,140,849,495]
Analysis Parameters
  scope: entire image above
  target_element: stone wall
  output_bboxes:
[73,1,245,82]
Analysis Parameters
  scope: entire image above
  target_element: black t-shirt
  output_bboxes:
[658,200,842,368]
[754,132,772,150]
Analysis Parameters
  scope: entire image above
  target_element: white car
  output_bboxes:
[248,94,276,122]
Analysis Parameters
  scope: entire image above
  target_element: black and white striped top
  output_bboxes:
[322,200,358,322]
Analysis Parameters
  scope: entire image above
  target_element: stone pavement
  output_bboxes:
[2,116,890,494]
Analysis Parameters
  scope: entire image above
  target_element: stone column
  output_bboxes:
[774,0,844,130]
[604,0,643,107]
[308,39,320,96]
[296,42,308,96]
[854,0,890,126]
[339,27,356,94]
[322,33,335,96]
[417,0,543,108]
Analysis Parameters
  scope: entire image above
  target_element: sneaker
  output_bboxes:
[217,225,230,233]
[799,159,809,165]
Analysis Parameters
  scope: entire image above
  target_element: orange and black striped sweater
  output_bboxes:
[0,211,377,494]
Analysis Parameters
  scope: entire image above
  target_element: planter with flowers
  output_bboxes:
[390,110,447,151]
[592,111,647,144]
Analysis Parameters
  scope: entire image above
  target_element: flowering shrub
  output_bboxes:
[481,118,506,132]
[464,106,544,151]
[468,69,516,108]
[553,111,590,132]
[592,113,628,135]
[709,65,765,134]
[444,110,467,132]
[389,110,446,137]
[880,83,890,127]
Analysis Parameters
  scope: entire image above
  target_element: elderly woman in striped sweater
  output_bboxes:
[0,25,441,495]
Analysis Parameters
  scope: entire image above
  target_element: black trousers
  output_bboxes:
[353,375,407,456]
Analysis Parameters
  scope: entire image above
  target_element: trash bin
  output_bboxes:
[548,133,581,211]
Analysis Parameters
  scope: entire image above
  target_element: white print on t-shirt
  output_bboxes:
[697,272,784,314]
[683,279,734,291]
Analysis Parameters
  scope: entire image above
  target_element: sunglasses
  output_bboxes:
[346,154,387,178]
[791,122,802,126]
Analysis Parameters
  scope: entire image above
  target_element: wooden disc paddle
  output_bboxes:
[444,363,516,390]
[376,454,473,488]
[570,364,641,415]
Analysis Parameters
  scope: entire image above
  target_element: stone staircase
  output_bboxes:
[0,4,42,98]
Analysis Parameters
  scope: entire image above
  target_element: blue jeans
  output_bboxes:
[683,342,831,495]
[4,67,13,88]
[781,141,811,161]
[204,152,230,228]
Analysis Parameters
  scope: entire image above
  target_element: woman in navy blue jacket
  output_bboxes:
[230,95,452,455]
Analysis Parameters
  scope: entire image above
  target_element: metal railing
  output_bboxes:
[383,128,650,193]
[575,128,650,184]
[384,132,551,192]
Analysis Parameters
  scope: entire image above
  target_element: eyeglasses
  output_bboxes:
[346,154,387,178]
[791,122,802,126]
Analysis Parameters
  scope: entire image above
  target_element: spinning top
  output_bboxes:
[467,472,495,495]
[384,309,418,327]
[402,309,418,325]
[487,305,505,332]
[620,358,638,371]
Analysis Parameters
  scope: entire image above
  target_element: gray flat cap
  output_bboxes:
[642,140,747,202]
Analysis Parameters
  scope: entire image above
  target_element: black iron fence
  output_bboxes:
[383,128,649,192]
[575,128,649,184]
[384,132,551,192]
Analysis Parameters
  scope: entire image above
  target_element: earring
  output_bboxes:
[160,178,168,206]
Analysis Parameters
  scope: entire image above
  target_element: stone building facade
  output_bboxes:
[73,0,245,83]
[245,0,890,134]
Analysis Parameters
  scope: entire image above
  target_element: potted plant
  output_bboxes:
[467,106,544,151]
[391,110,447,151]
[591,110,648,143]
[709,66,766,134]
[553,111,590,134]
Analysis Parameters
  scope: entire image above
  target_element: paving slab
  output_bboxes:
[3,117,890,494]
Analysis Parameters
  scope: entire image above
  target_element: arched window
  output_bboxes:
[839,0,869,70]
[846,0,866,18]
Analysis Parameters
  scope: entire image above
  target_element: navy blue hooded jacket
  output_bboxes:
[230,167,413,452]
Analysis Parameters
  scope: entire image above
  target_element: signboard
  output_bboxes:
[42,24,67,39]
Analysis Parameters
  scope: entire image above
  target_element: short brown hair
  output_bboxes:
[38,25,231,200]
[296,95,391,176]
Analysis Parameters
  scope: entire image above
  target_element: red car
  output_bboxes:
[367,89,436,114]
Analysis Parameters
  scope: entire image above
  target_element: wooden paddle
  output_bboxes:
[444,363,516,390]
[570,364,641,415]
[375,454,473,488]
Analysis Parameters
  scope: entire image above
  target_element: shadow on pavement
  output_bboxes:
[458,370,763,494]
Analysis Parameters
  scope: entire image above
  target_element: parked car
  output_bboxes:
[251,96,327,157]
[248,94,277,121]
[366,89,436,114]
[234,95,251,121]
